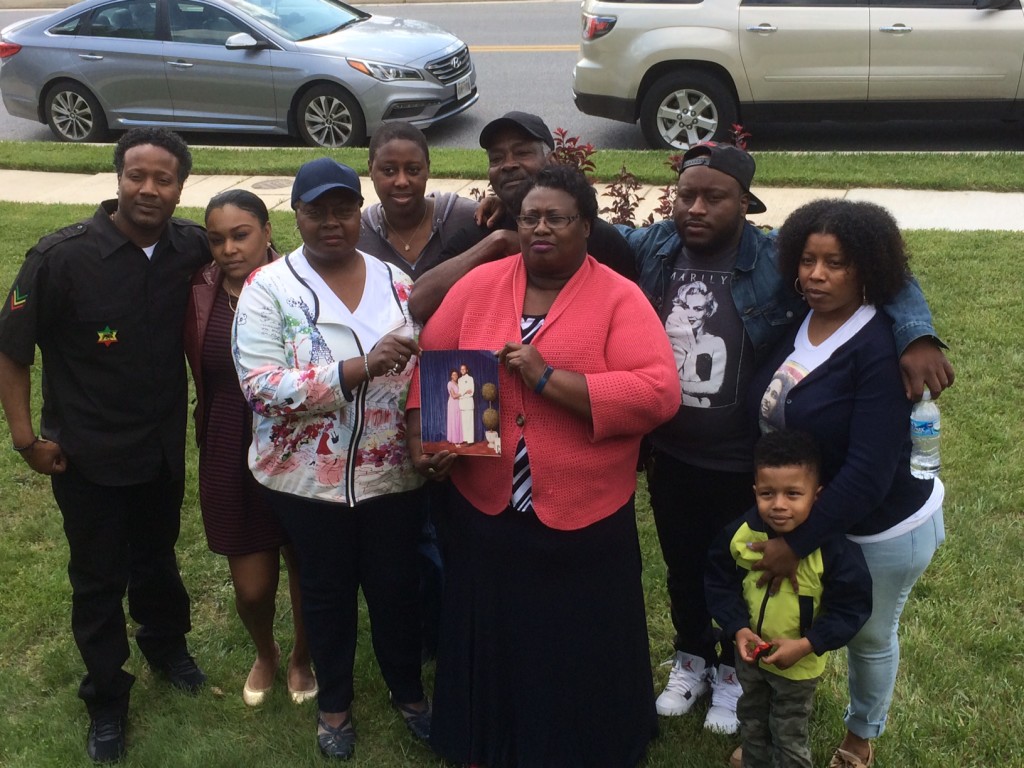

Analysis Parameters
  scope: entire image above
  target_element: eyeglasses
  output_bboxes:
[296,204,360,222]
[514,214,581,230]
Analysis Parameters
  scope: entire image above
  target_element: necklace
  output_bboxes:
[225,286,240,314]
[381,201,429,253]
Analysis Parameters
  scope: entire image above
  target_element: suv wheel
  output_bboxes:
[639,71,736,151]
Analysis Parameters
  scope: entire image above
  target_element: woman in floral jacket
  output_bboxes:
[232,158,429,760]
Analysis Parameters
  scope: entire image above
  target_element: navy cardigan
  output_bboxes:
[750,310,934,557]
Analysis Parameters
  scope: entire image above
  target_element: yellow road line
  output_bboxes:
[469,44,578,52]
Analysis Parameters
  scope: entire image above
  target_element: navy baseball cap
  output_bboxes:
[291,157,362,208]
[680,142,767,214]
[479,111,555,150]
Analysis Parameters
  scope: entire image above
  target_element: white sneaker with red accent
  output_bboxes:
[704,664,742,734]
[655,651,709,716]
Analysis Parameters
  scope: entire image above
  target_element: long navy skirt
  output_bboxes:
[431,488,658,768]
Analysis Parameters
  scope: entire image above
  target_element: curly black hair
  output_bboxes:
[754,429,821,483]
[113,127,193,184]
[512,164,598,225]
[368,121,430,167]
[776,198,909,306]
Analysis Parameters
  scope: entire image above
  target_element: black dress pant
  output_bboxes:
[269,489,424,713]
[51,460,192,718]
[646,449,752,668]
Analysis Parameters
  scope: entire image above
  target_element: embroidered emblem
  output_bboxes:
[97,326,118,347]
[9,286,27,311]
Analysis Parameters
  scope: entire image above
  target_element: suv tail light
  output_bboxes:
[582,14,616,41]
[0,41,22,59]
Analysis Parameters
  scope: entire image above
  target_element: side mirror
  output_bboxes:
[224,32,262,50]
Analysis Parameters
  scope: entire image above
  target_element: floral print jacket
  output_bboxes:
[232,248,422,505]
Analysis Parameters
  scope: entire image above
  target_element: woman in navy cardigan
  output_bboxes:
[749,199,945,768]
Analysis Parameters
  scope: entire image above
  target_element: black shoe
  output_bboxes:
[317,714,356,760]
[151,651,207,694]
[392,695,431,743]
[87,715,126,764]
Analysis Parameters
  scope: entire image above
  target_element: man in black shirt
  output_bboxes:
[0,128,210,764]
[408,111,637,322]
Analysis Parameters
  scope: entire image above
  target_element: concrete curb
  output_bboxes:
[3,169,1023,230]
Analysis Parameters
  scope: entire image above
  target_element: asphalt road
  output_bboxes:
[3,1,1024,151]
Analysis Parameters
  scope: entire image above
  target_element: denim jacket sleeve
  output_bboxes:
[882,273,946,354]
[615,221,679,313]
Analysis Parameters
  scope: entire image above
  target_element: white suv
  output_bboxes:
[572,0,1024,150]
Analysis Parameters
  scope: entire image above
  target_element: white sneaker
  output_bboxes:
[655,651,709,716]
[704,664,742,734]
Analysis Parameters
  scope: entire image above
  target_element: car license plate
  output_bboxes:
[456,76,470,100]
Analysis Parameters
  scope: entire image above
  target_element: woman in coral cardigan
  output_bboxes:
[406,165,680,768]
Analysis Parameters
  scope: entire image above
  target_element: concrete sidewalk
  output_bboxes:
[1,168,1023,230]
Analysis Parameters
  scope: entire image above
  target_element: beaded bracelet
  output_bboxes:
[363,353,372,381]
[534,365,554,394]
[13,437,40,453]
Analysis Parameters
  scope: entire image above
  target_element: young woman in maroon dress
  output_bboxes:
[184,190,316,706]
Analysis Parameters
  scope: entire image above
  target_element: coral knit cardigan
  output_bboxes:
[408,254,680,530]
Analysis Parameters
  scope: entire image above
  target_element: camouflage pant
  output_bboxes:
[735,658,820,768]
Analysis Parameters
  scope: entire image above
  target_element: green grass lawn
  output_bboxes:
[0,202,1022,766]
[3,140,1024,191]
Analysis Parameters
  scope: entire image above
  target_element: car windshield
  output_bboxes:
[219,0,368,42]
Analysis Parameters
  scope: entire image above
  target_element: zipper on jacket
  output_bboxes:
[347,263,411,506]
[754,589,771,638]
[345,371,366,505]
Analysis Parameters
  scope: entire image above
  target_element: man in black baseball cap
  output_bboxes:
[679,142,766,214]
[408,111,636,321]
[478,111,556,215]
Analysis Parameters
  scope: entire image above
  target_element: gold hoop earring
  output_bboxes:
[794,277,805,298]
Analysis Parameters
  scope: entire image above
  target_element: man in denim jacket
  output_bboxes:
[617,143,952,735]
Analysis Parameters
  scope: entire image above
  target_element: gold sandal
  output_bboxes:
[827,743,874,768]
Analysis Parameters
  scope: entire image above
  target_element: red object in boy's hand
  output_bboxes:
[751,642,773,662]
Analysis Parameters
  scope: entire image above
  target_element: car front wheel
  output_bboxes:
[639,71,736,151]
[296,85,366,148]
[44,81,108,143]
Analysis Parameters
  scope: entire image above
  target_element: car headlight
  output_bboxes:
[347,58,424,82]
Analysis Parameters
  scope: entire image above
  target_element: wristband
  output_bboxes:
[363,353,372,381]
[534,365,554,394]
[339,361,354,402]
[13,437,40,453]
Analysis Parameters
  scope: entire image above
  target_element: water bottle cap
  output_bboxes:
[920,388,931,402]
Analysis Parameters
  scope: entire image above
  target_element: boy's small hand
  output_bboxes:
[760,637,813,670]
[735,628,764,664]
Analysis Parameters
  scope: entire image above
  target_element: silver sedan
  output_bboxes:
[0,0,478,147]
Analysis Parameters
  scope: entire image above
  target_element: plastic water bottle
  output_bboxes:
[909,389,941,479]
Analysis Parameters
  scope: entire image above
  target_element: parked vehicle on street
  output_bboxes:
[573,0,1024,150]
[0,0,477,147]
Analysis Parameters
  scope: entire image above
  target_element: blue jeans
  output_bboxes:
[845,507,945,738]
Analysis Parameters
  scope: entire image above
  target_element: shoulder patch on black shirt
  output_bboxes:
[34,222,88,254]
